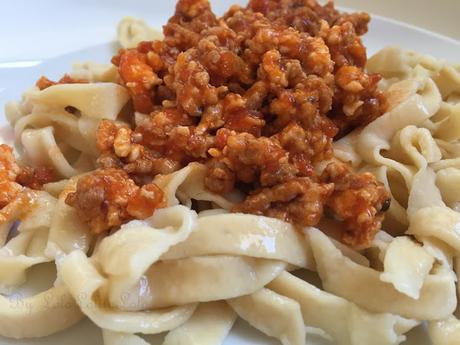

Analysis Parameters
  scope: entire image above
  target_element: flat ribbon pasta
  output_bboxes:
[334,76,442,168]
[154,162,240,209]
[117,17,163,49]
[366,46,443,81]
[308,228,456,320]
[3,42,460,345]
[29,83,129,120]
[0,286,82,339]
[162,212,315,269]
[268,271,418,345]
[228,288,305,345]
[0,189,86,338]
[122,256,286,310]
[93,205,198,309]
[70,62,119,83]
[162,302,236,345]
[428,316,460,345]
[59,250,197,334]
[5,82,130,177]
[103,302,236,345]
[0,192,55,292]
[45,180,91,258]
[408,206,460,252]
[436,167,460,208]
[379,236,434,299]
[21,127,91,178]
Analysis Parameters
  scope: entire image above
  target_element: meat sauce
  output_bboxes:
[46,0,390,245]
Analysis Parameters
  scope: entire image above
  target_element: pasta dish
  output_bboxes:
[1,0,460,344]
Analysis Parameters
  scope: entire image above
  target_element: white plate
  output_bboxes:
[1,0,459,344]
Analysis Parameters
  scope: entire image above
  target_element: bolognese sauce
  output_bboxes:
[63,0,391,246]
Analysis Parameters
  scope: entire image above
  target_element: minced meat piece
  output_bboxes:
[321,161,391,247]
[65,168,165,234]
[36,74,88,91]
[234,177,334,226]
[0,144,55,208]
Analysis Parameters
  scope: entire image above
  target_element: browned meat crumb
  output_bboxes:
[36,74,88,90]
[234,177,334,226]
[321,161,391,247]
[65,168,165,234]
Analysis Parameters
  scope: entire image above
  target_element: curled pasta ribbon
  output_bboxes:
[228,288,305,345]
[103,302,236,345]
[70,62,119,83]
[14,109,99,158]
[154,162,241,209]
[268,271,418,345]
[59,250,198,334]
[115,255,286,310]
[433,103,460,142]
[0,192,55,293]
[162,212,315,269]
[429,259,460,344]
[379,236,434,299]
[356,77,441,167]
[162,302,236,345]
[93,205,198,309]
[45,180,91,257]
[387,126,442,170]
[0,190,86,338]
[21,127,92,178]
[117,17,163,49]
[308,228,457,320]
[408,206,460,252]
[0,286,82,339]
[436,167,460,208]
[29,83,130,120]
[366,46,443,81]
[5,82,130,178]
[334,76,442,168]
[433,64,460,99]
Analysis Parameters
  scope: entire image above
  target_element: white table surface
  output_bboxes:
[0,0,459,66]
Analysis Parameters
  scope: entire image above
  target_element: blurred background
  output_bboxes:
[0,0,458,64]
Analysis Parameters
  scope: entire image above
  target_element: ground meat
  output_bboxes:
[36,75,88,90]
[96,119,182,179]
[334,12,370,36]
[65,168,165,234]
[206,129,301,190]
[321,161,391,247]
[67,0,390,245]
[324,21,367,69]
[164,0,218,52]
[115,49,163,113]
[247,0,369,36]
[0,144,56,225]
[16,167,55,190]
[204,158,235,194]
[234,177,334,226]
[165,49,225,116]
[330,65,388,136]
[0,145,23,209]
[0,144,55,208]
